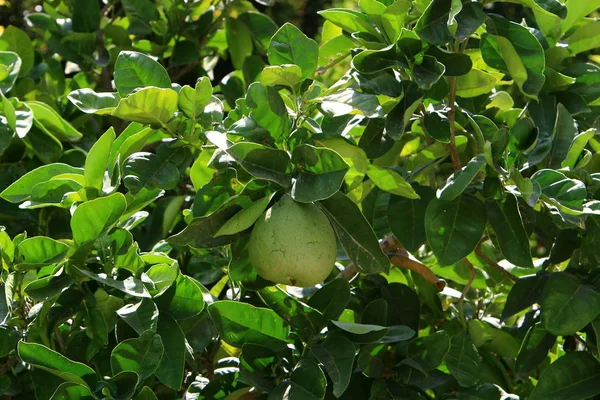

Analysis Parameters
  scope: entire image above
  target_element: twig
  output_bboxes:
[447,76,461,172]
[475,246,518,282]
[459,259,477,327]
[338,235,444,291]
[54,327,66,353]
[390,253,446,291]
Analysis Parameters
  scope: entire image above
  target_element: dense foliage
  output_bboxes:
[2,0,600,398]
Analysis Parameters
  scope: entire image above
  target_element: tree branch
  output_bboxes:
[339,235,445,291]
[447,76,461,172]
[475,246,518,282]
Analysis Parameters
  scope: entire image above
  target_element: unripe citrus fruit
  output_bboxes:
[248,194,337,287]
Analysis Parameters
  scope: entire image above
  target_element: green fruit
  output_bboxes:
[248,194,337,287]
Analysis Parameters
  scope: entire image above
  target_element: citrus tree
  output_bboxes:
[2,0,600,399]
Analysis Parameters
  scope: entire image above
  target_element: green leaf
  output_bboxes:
[381,1,411,42]
[238,12,279,52]
[291,144,349,203]
[49,382,95,400]
[72,0,100,32]
[423,111,451,143]
[413,55,445,90]
[427,47,473,77]
[22,123,63,163]
[133,387,158,400]
[366,164,419,199]
[110,330,164,379]
[319,9,380,37]
[502,274,549,321]
[287,359,327,400]
[529,351,600,400]
[18,342,97,389]
[0,26,33,75]
[113,51,171,97]
[425,195,487,266]
[531,169,586,212]
[415,0,458,44]
[524,98,554,166]
[330,321,389,343]
[321,89,383,119]
[208,133,292,188]
[258,286,323,342]
[437,154,486,201]
[0,326,19,358]
[562,129,595,169]
[208,301,290,350]
[307,278,351,326]
[112,87,178,126]
[24,269,73,301]
[117,299,159,334]
[71,193,127,246]
[26,101,83,142]
[123,149,184,195]
[385,82,423,139]
[215,193,274,237]
[79,270,151,298]
[84,127,115,193]
[455,69,498,98]
[445,333,480,388]
[1,163,83,203]
[260,64,303,88]
[17,236,68,266]
[177,77,212,119]
[155,314,185,390]
[548,104,576,169]
[155,273,205,319]
[319,192,390,274]
[100,371,139,400]
[246,82,291,139]
[541,272,600,336]
[486,194,533,268]
[482,15,545,99]
[311,335,356,397]
[226,17,254,70]
[387,185,435,253]
[407,331,450,371]
[0,51,21,94]
[68,89,120,115]
[268,23,319,79]
[352,45,407,74]
[168,195,254,249]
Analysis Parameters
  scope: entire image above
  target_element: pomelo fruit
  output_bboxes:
[248,194,337,287]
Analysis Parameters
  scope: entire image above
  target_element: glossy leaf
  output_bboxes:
[541,272,600,336]
[486,194,533,268]
[482,15,546,99]
[387,185,435,253]
[445,333,480,388]
[268,23,319,79]
[154,314,185,390]
[114,51,171,96]
[291,144,349,203]
[208,301,290,350]
[530,352,600,400]
[437,154,486,201]
[319,192,390,274]
[18,342,97,388]
[112,87,178,126]
[71,193,127,246]
[426,195,487,266]
[366,164,419,199]
[111,330,163,379]
[311,335,355,397]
